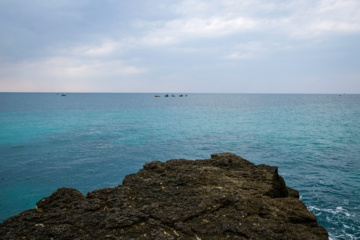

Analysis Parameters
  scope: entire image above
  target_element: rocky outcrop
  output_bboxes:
[0,153,328,239]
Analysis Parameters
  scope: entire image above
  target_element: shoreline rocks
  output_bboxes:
[0,153,328,239]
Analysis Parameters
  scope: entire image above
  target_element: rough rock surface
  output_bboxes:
[0,153,328,239]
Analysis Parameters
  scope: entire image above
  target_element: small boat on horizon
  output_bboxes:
[61,93,66,96]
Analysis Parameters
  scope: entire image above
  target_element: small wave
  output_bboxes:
[329,233,358,240]
[308,205,359,240]
[308,206,353,218]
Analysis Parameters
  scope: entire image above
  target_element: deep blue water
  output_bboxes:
[0,93,359,239]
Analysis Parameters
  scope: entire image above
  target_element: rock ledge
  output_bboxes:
[0,153,328,239]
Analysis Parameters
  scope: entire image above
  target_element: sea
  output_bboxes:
[0,93,359,239]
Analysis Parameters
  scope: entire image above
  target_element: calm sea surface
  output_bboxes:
[0,93,359,239]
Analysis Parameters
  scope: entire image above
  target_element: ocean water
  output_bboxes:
[0,93,359,239]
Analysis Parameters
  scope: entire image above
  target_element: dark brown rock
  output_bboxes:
[0,153,328,239]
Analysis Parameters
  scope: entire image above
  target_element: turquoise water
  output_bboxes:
[0,93,359,239]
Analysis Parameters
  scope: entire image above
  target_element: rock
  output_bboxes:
[0,153,328,239]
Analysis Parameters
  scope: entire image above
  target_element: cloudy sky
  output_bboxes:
[0,0,359,93]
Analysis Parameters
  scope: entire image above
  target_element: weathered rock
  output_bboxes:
[0,153,328,239]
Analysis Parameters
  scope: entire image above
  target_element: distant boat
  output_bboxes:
[172,94,176,97]
[165,94,169,97]
[179,94,183,97]
[61,93,66,96]
[155,95,160,97]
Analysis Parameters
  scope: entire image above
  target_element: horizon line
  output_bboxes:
[0,91,356,95]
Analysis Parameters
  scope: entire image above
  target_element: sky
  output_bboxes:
[0,0,360,93]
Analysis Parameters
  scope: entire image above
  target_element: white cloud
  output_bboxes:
[35,57,145,77]
[172,0,360,40]
[61,39,124,57]
[0,57,146,92]
[224,52,255,60]
[137,17,257,47]
[82,41,119,56]
[310,21,360,33]
[223,41,272,60]
[279,0,360,39]
[95,0,359,62]
[54,0,360,61]
[64,14,258,53]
